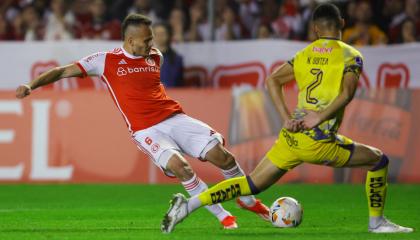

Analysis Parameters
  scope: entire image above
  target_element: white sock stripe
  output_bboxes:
[183,177,199,188]
[182,177,201,190]
[184,180,199,190]
[181,174,198,185]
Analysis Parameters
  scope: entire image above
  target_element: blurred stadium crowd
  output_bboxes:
[0,0,419,45]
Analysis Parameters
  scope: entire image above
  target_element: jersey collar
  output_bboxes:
[121,46,144,59]
[318,36,341,41]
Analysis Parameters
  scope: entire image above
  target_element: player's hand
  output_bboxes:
[284,119,303,133]
[302,110,322,130]
[16,84,32,99]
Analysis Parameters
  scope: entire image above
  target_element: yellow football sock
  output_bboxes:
[198,176,252,206]
[365,166,388,217]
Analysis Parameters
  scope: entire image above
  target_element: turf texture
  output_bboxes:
[0,184,418,240]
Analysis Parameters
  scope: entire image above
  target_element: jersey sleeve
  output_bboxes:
[287,58,295,67]
[343,50,364,78]
[287,50,302,67]
[76,52,106,77]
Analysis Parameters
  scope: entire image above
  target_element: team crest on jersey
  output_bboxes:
[145,57,156,66]
[151,143,160,153]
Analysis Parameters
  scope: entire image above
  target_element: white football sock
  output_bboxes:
[182,174,230,221]
[221,164,256,207]
[369,216,385,228]
[188,195,202,213]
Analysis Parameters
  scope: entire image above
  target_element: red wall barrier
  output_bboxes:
[0,89,418,183]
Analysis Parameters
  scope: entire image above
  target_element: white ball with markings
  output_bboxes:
[269,197,303,228]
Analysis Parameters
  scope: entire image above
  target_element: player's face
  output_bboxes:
[153,25,169,48]
[127,25,154,57]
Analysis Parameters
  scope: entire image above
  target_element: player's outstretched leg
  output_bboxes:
[204,143,271,221]
[161,157,287,233]
[345,143,413,233]
[162,176,252,233]
[166,152,237,230]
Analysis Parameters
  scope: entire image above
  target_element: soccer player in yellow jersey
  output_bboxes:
[161,3,414,234]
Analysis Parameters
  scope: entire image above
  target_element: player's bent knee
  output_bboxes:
[205,144,237,170]
[369,147,384,166]
[371,148,383,159]
[371,154,389,171]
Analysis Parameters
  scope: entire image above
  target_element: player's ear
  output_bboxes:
[127,35,134,47]
[312,22,319,38]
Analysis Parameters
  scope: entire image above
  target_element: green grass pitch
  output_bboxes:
[0,184,418,240]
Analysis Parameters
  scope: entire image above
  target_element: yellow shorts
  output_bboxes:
[266,129,354,170]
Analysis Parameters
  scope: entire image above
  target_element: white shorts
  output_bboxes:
[132,114,224,176]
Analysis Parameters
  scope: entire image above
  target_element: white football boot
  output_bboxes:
[161,193,189,233]
[369,217,413,233]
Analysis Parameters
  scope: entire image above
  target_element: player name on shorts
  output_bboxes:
[210,184,241,204]
[307,57,329,65]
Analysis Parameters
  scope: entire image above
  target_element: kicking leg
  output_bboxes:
[344,143,413,233]
[161,115,291,233]
[161,156,287,233]
[204,142,273,220]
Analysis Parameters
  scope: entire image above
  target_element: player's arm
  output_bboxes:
[16,63,83,99]
[303,71,358,129]
[266,62,301,132]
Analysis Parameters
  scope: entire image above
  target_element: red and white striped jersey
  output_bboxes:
[76,47,183,133]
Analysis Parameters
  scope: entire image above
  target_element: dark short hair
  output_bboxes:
[121,14,152,40]
[312,3,342,29]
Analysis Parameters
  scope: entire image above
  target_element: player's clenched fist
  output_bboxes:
[16,84,32,99]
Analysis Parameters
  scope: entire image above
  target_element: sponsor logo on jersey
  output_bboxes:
[117,67,127,76]
[312,46,333,54]
[145,57,156,66]
[118,59,127,65]
[116,66,159,76]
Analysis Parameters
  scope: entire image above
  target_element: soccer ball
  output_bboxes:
[269,196,303,228]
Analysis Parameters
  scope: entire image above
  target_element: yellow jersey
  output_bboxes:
[288,37,364,141]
